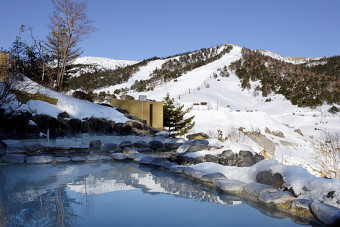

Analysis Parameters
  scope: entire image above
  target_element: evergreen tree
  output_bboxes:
[163,93,195,136]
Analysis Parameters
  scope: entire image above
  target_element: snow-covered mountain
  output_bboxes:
[81,44,339,175]
[70,56,138,77]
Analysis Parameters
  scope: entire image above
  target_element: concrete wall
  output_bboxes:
[0,52,9,81]
[110,99,163,129]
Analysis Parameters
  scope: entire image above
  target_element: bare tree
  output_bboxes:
[46,0,95,91]
[314,132,340,179]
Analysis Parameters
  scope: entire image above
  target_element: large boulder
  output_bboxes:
[148,140,164,150]
[119,141,132,149]
[0,140,7,155]
[89,140,102,150]
[256,171,286,189]
[310,202,340,226]
[204,154,219,163]
[133,141,148,148]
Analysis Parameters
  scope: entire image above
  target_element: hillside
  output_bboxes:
[63,44,340,176]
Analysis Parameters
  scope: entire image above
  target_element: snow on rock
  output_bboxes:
[243,182,278,197]
[258,191,294,204]
[216,179,247,193]
[190,159,340,208]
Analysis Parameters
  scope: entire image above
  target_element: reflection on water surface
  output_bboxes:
[0,162,319,226]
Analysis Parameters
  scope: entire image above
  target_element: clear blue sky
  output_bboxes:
[1,0,339,61]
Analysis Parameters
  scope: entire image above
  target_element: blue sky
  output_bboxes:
[1,0,339,61]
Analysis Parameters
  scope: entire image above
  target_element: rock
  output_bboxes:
[123,147,138,154]
[133,141,148,148]
[0,140,7,155]
[177,144,191,154]
[164,143,183,149]
[72,90,93,102]
[89,140,102,150]
[200,172,227,183]
[26,156,54,164]
[102,143,118,150]
[258,191,294,204]
[162,161,176,169]
[289,199,313,217]
[239,150,253,158]
[169,165,187,173]
[253,154,264,163]
[97,156,112,161]
[243,182,278,198]
[217,179,247,193]
[237,156,256,167]
[132,153,147,162]
[174,156,204,165]
[191,139,209,147]
[6,146,26,154]
[148,140,164,150]
[127,152,140,159]
[55,157,71,163]
[24,143,43,152]
[204,154,219,163]
[150,157,169,167]
[256,171,285,189]
[186,133,210,140]
[139,156,156,164]
[119,141,132,149]
[87,155,99,162]
[71,157,86,162]
[111,153,128,160]
[294,128,304,136]
[310,202,340,226]
[2,154,26,163]
[218,150,238,166]
[184,168,205,178]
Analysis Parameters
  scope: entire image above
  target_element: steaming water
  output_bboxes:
[0,161,318,226]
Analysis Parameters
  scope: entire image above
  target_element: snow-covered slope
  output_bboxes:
[256,49,320,64]
[71,56,138,77]
[91,44,339,176]
[15,76,129,123]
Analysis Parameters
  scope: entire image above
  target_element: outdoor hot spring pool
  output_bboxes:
[0,160,320,226]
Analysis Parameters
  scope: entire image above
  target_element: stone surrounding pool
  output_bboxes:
[0,161,320,226]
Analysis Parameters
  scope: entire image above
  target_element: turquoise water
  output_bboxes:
[0,162,318,226]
